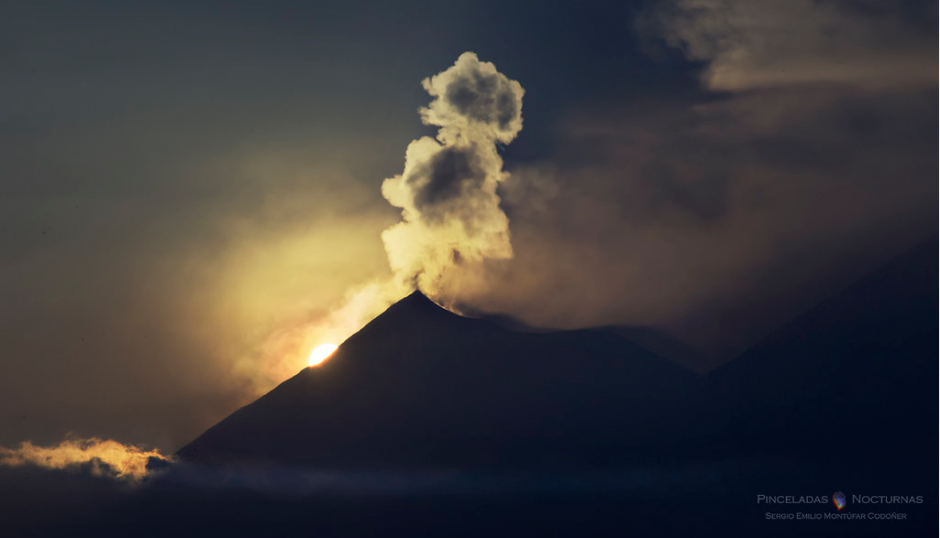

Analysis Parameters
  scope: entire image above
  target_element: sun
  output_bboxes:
[308,343,339,367]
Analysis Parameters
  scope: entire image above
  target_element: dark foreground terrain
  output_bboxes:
[2,458,934,537]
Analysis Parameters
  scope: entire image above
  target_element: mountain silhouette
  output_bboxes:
[178,237,936,473]
[64,238,936,538]
[178,292,708,468]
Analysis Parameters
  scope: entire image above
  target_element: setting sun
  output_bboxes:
[308,343,339,367]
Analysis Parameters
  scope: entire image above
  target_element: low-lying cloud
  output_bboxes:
[0,436,172,481]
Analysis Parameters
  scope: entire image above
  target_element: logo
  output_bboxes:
[832,491,846,510]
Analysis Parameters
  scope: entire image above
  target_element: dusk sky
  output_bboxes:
[2,0,936,454]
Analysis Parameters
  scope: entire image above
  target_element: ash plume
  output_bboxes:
[244,53,524,383]
[382,52,524,294]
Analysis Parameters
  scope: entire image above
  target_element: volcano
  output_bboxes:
[66,238,936,538]
[178,238,936,473]
[178,291,709,468]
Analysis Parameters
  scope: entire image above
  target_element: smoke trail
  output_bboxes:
[0,436,173,482]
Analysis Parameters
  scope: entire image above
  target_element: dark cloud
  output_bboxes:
[438,17,937,368]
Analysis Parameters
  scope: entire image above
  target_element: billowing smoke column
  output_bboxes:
[240,53,524,382]
[382,52,524,294]
[308,53,524,349]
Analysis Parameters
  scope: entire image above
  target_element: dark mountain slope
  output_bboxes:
[708,236,938,461]
[179,237,936,472]
[178,292,707,468]
[107,243,937,538]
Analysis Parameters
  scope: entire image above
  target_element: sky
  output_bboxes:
[1,0,936,454]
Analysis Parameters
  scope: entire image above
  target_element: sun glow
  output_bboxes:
[308,343,339,367]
